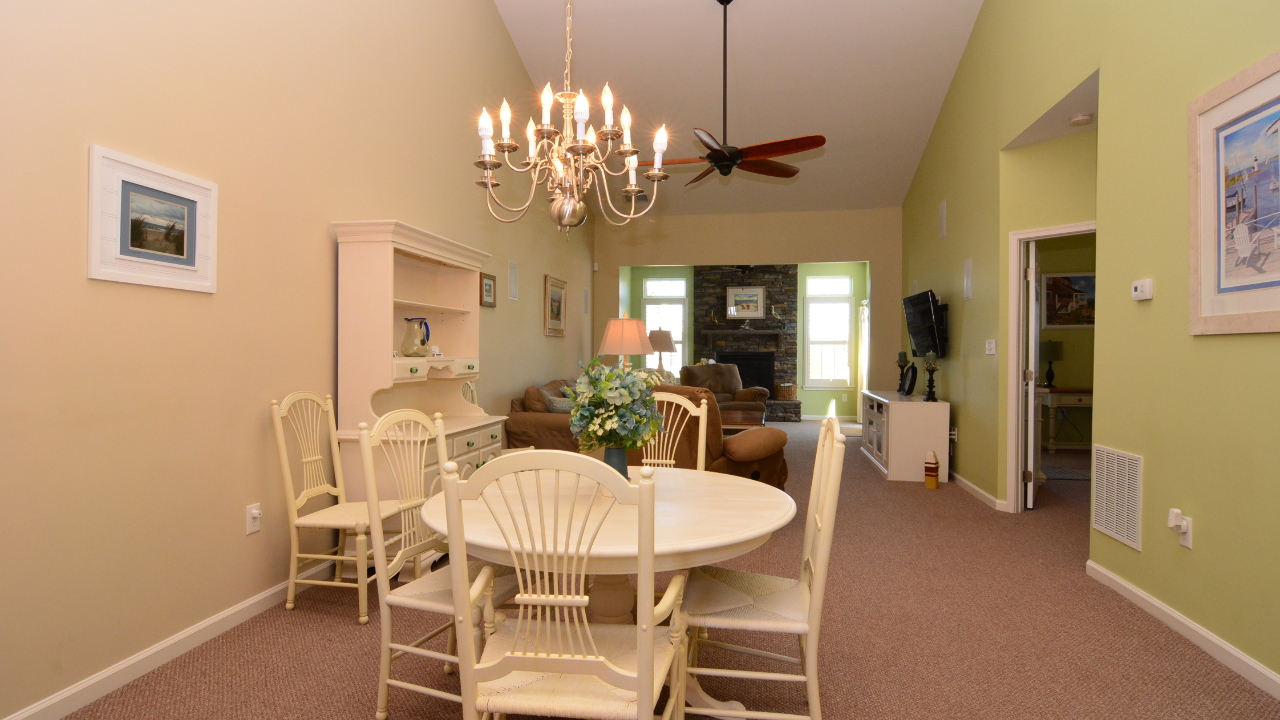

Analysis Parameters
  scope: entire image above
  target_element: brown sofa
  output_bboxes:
[505,380,578,452]
[628,385,789,489]
[680,364,770,412]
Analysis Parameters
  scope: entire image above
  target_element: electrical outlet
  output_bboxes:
[949,427,958,442]
[246,503,262,535]
[985,339,996,355]
[841,393,848,402]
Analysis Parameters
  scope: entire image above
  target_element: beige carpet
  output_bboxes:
[67,421,1280,720]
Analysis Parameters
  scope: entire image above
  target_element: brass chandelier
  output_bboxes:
[475,0,670,232]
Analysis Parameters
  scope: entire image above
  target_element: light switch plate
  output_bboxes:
[939,200,947,239]
[246,503,262,535]
[963,258,973,300]
[985,339,996,355]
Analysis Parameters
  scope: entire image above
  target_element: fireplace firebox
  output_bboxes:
[715,351,775,394]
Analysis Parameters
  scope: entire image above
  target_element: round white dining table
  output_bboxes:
[420,465,796,620]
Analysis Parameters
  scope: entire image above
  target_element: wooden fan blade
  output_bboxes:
[737,159,799,178]
[638,157,706,166]
[693,128,724,153]
[739,135,826,161]
[686,165,717,186]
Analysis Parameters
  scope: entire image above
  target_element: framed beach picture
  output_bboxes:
[727,286,765,319]
[1190,50,1280,334]
[1041,273,1096,329]
[480,272,497,308]
[88,146,217,293]
[544,275,566,337]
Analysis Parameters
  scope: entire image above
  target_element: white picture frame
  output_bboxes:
[1189,50,1280,334]
[727,286,766,319]
[88,145,218,293]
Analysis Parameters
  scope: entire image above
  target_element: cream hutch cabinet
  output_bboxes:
[333,220,505,502]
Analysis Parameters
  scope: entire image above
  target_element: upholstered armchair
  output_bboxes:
[680,364,770,412]
[505,380,579,452]
[628,385,789,489]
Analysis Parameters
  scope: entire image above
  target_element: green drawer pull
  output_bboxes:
[476,461,484,468]
[467,364,476,370]
[490,433,499,440]
[409,366,419,374]
[467,440,475,447]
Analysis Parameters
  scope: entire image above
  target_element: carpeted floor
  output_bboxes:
[67,421,1280,720]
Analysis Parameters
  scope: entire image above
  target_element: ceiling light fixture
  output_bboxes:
[475,0,669,232]
[1069,112,1095,127]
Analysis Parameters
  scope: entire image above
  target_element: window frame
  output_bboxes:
[803,275,856,390]
[641,277,688,370]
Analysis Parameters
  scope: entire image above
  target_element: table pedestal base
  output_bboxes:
[587,575,635,624]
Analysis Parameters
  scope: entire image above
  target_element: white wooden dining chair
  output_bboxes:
[271,391,399,624]
[359,410,518,720]
[443,450,688,720]
[645,391,710,471]
[680,417,846,720]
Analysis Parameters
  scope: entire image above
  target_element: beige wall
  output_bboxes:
[0,2,591,714]
[593,208,903,392]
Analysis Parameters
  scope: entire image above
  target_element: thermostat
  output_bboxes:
[1131,279,1154,301]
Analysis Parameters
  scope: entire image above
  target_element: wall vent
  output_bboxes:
[1092,445,1142,550]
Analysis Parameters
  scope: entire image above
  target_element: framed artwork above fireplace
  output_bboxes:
[727,286,766,319]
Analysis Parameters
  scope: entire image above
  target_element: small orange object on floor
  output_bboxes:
[924,450,939,489]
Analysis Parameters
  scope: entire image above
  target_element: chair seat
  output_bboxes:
[386,560,519,614]
[294,500,400,530]
[682,565,811,634]
[474,618,677,720]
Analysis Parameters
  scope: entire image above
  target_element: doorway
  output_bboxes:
[1005,222,1096,512]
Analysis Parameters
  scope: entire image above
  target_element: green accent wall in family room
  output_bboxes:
[901,0,1280,678]
[797,262,870,418]
[624,265,695,370]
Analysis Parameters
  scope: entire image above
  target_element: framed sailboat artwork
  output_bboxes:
[1189,50,1280,334]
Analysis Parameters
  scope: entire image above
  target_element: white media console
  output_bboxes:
[861,390,950,482]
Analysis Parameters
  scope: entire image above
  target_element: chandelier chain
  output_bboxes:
[564,0,573,93]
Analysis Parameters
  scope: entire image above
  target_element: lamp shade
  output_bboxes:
[647,329,676,353]
[1039,340,1064,362]
[598,318,653,357]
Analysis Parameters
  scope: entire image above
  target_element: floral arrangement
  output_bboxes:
[567,358,664,453]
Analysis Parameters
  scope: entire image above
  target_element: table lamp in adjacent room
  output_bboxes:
[598,317,653,371]
[647,329,675,375]
[1040,340,1064,388]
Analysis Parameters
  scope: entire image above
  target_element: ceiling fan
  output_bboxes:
[644,0,826,186]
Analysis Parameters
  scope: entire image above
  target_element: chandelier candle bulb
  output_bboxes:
[586,125,597,146]
[541,83,554,124]
[499,99,512,140]
[602,83,614,126]
[526,119,537,159]
[627,155,638,184]
[653,125,668,170]
[621,106,632,144]
[478,108,494,155]
[573,90,588,139]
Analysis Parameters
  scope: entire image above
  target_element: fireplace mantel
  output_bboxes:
[700,328,788,341]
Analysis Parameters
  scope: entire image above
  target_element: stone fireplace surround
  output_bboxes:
[692,265,801,421]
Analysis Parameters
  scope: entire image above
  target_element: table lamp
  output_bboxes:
[647,329,676,374]
[1039,340,1063,388]
[598,317,653,371]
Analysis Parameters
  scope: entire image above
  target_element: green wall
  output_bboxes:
[1038,233,1096,444]
[624,265,695,370]
[797,262,870,418]
[902,0,1280,676]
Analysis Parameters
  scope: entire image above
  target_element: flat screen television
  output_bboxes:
[903,290,948,358]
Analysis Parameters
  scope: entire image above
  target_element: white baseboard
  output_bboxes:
[952,471,1013,512]
[1085,560,1280,700]
[801,415,859,421]
[4,561,335,720]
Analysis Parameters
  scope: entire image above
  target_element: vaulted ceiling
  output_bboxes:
[492,0,984,216]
